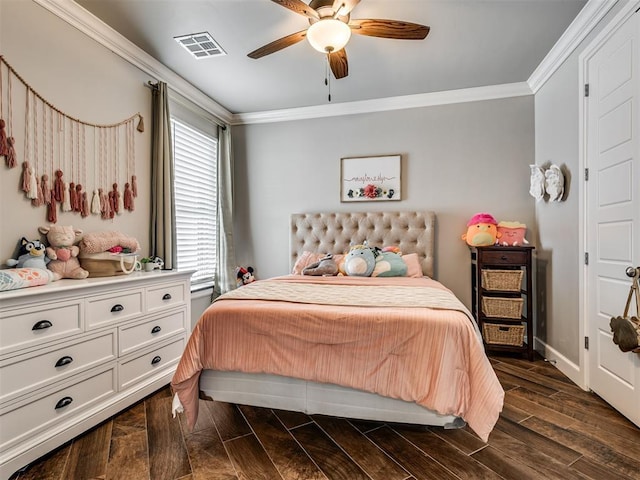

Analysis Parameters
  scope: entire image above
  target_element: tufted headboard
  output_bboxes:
[290,211,436,278]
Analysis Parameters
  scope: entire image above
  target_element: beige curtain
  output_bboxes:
[150,82,176,269]
[213,125,237,297]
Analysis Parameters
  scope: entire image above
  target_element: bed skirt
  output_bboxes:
[198,369,465,429]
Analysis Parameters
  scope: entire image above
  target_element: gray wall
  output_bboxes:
[534,1,627,366]
[233,97,536,307]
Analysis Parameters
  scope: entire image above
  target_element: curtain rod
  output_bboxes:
[144,80,227,130]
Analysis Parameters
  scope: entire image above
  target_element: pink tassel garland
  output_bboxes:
[21,162,30,193]
[47,196,57,223]
[5,137,16,168]
[0,119,8,157]
[53,170,64,202]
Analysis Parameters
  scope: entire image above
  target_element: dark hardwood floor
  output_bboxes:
[12,353,640,480]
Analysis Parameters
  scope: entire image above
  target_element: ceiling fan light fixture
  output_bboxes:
[307,19,351,53]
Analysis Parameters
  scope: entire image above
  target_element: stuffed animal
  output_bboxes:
[6,237,51,270]
[461,213,501,246]
[344,243,379,277]
[372,251,407,277]
[303,254,338,276]
[38,225,89,280]
[236,266,255,286]
[497,221,529,246]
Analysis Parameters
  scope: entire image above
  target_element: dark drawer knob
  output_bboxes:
[151,356,162,365]
[55,396,73,409]
[110,304,124,313]
[501,255,508,261]
[151,326,162,334]
[55,356,74,367]
[162,293,172,300]
[32,320,53,330]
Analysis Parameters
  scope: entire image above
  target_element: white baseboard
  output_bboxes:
[534,337,586,390]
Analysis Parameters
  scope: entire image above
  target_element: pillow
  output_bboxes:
[402,253,424,278]
[0,268,55,291]
[372,251,407,277]
[292,252,344,275]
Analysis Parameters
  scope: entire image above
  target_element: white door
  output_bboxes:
[586,10,640,427]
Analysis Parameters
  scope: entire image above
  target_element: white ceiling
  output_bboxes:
[74,0,588,115]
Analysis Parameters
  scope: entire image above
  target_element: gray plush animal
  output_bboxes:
[303,253,338,276]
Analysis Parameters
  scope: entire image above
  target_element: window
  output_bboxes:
[171,117,217,287]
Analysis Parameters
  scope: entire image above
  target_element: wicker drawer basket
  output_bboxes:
[481,269,523,292]
[482,296,523,319]
[483,323,525,346]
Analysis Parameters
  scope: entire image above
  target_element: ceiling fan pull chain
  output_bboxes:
[325,54,332,102]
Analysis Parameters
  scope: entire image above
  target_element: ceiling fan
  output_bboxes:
[248,0,430,80]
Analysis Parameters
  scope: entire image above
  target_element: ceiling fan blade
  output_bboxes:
[328,49,348,79]
[271,0,319,20]
[248,30,307,59]
[350,19,430,40]
[331,0,360,16]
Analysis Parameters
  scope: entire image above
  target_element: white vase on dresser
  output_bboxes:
[0,270,193,480]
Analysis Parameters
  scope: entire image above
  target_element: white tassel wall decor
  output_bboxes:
[91,189,101,214]
[27,166,38,199]
[62,182,72,212]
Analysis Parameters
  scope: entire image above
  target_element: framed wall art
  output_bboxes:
[340,154,401,202]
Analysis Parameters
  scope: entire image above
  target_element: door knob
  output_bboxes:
[626,266,640,278]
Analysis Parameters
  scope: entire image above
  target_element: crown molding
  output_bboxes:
[527,0,617,93]
[231,82,533,125]
[33,0,234,125]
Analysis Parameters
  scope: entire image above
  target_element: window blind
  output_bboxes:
[171,118,217,286]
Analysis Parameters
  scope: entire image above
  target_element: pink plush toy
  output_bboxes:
[497,221,529,246]
[461,213,501,246]
[38,225,89,280]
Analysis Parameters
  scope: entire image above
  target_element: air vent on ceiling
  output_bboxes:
[174,32,226,59]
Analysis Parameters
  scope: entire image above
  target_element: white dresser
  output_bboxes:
[0,270,192,479]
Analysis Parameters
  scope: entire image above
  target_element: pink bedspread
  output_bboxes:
[171,275,504,441]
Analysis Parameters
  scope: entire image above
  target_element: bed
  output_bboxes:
[171,211,504,441]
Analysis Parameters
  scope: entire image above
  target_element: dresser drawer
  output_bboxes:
[0,301,83,356]
[146,282,186,313]
[0,331,116,404]
[86,290,143,329]
[119,336,185,390]
[0,366,116,453]
[479,251,528,265]
[119,309,186,356]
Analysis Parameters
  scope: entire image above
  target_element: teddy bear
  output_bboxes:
[38,225,89,280]
[6,237,51,270]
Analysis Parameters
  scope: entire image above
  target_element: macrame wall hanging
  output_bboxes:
[0,55,144,223]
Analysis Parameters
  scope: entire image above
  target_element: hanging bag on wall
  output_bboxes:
[610,268,640,353]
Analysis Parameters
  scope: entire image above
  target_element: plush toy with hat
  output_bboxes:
[38,225,89,280]
[236,266,255,287]
[461,213,501,246]
[6,237,52,270]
